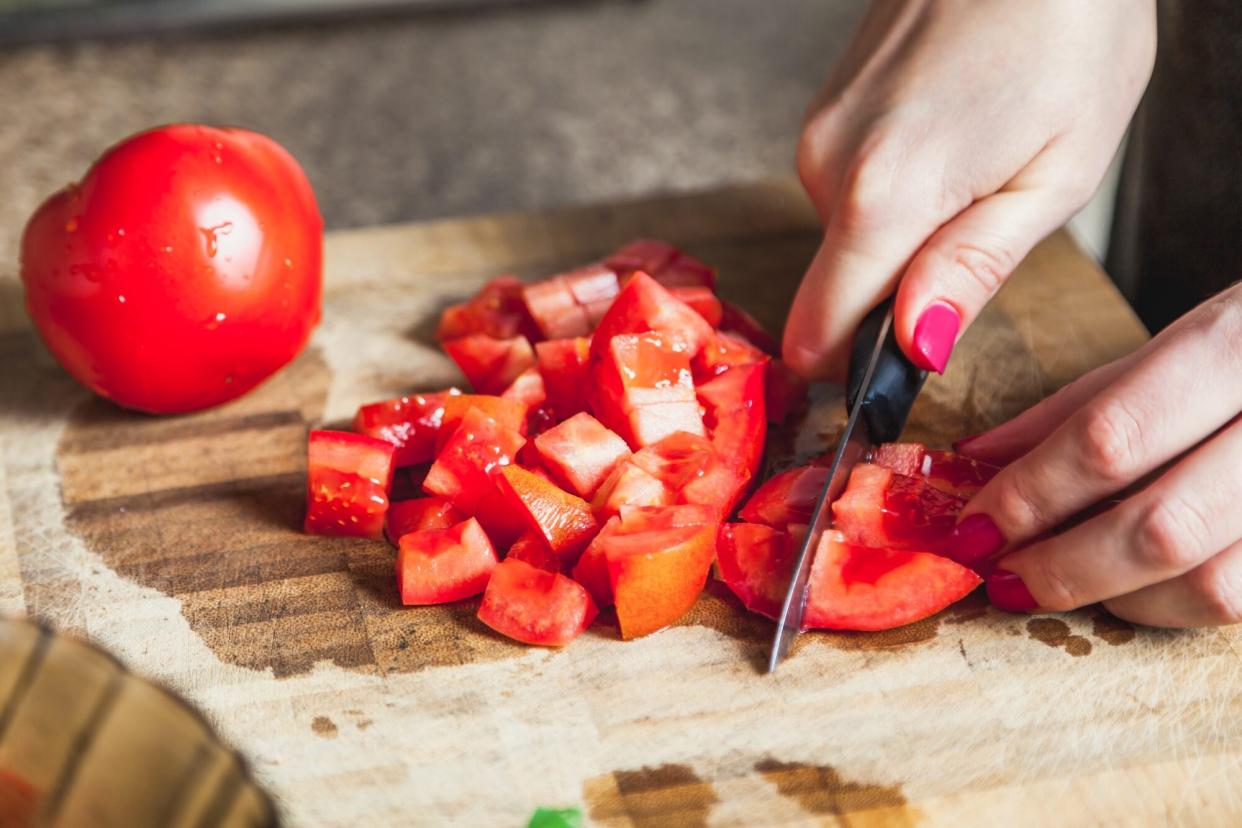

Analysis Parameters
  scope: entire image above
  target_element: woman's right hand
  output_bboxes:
[784,0,1156,381]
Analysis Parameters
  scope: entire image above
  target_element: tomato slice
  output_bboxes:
[606,523,717,639]
[304,430,395,539]
[605,240,716,289]
[765,359,808,425]
[497,465,601,561]
[506,531,562,573]
[438,275,537,342]
[423,407,526,513]
[443,334,536,395]
[477,558,598,646]
[719,301,778,354]
[717,524,980,630]
[670,286,723,327]
[438,394,529,447]
[692,331,767,382]
[353,389,459,467]
[534,337,592,419]
[501,367,547,408]
[831,463,967,553]
[697,362,767,478]
[534,412,631,499]
[396,517,499,605]
[738,464,829,529]
[589,272,714,364]
[591,331,705,448]
[386,496,466,545]
[591,460,673,519]
[871,443,1001,497]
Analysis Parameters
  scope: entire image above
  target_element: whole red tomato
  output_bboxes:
[21,124,322,414]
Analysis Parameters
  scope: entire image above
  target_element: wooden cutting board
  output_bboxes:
[3,179,1241,827]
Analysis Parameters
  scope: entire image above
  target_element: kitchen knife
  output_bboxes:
[766,297,927,672]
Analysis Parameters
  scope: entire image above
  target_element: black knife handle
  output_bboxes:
[846,297,927,444]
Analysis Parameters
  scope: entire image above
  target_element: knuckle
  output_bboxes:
[1132,498,1211,573]
[1078,399,1145,483]
[1188,560,1242,626]
[947,241,1017,296]
[989,471,1052,537]
[1029,553,1081,612]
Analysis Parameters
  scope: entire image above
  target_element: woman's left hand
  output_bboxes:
[950,282,1242,627]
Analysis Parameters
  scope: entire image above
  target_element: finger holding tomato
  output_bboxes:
[20,124,323,414]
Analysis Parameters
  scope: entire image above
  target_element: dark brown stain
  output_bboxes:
[53,346,528,678]
[754,758,911,822]
[1026,618,1093,657]
[1091,611,1137,645]
[584,763,719,828]
[311,716,338,739]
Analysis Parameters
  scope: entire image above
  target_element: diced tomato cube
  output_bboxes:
[871,443,1001,497]
[606,522,717,638]
[501,367,547,408]
[606,240,716,289]
[353,389,459,467]
[386,496,466,545]
[697,362,767,478]
[591,460,673,519]
[443,334,535,394]
[437,275,537,341]
[396,517,498,605]
[497,465,601,561]
[617,503,716,532]
[506,532,562,573]
[424,407,525,513]
[590,272,714,363]
[693,331,767,382]
[631,431,749,520]
[523,277,592,340]
[831,463,967,554]
[738,465,829,529]
[591,331,704,448]
[765,359,808,424]
[670,286,723,327]
[563,263,620,308]
[653,254,716,289]
[719,301,778,354]
[572,516,620,606]
[477,558,598,646]
[535,337,592,419]
[716,523,794,619]
[534,412,631,499]
[304,430,395,539]
[438,394,529,447]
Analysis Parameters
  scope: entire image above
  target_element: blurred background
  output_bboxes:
[0,0,1116,285]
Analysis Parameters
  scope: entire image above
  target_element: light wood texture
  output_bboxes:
[3,179,1239,828]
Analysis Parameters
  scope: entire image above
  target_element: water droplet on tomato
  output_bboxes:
[163,245,173,254]
[117,294,126,303]
[64,217,79,233]
[284,258,293,269]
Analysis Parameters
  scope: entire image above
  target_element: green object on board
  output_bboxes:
[526,805,584,828]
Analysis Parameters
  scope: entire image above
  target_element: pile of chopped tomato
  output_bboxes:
[303,239,994,647]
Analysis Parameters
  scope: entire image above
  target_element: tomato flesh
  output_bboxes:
[424,407,526,513]
[477,558,598,646]
[396,518,498,605]
[719,301,778,354]
[739,464,829,529]
[871,443,1001,497]
[670,286,723,327]
[497,465,600,561]
[354,390,459,467]
[443,334,536,394]
[304,430,394,539]
[697,362,767,478]
[831,463,967,553]
[438,394,529,447]
[591,331,704,448]
[534,412,631,499]
[589,272,713,364]
[692,331,767,382]
[506,532,563,573]
[631,431,748,520]
[438,275,536,341]
[386,496,466,545]
[502,367,548,409]
[591,460,673,519]
[21,124,322,414]
[605,240,716,289]
[605,522,717,638]
[535,337,592,419]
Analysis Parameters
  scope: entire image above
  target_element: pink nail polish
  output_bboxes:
[947,513,1005,567]
[911,301,961,374]
[986,569,1039,613]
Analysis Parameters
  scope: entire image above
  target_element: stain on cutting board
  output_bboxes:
[1027,618,1093,657]
[584,763,719,828]
[754,758,912,824]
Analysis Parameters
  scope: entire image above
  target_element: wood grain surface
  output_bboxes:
[3,179,1241,827]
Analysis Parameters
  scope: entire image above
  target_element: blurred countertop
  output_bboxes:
[0,0,864,278]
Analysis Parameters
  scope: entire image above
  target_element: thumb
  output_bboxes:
[893,186,1074,373]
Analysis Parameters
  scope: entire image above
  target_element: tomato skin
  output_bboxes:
[871,443,1001,497]
[831,463,968,553]
[738,465,829,529]
[354,389,460,467]
[21,124,322,414]
[477,558,598,646]
[304,430,395,539]
[606,522,717,639]
[385,497,466,545]
[496,465,600,561]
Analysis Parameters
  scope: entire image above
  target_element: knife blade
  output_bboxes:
[766,298,926,672]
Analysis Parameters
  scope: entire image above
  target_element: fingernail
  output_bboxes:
[911,301,961,374]
[947,513,1005,567]
[986,569,1039,613]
